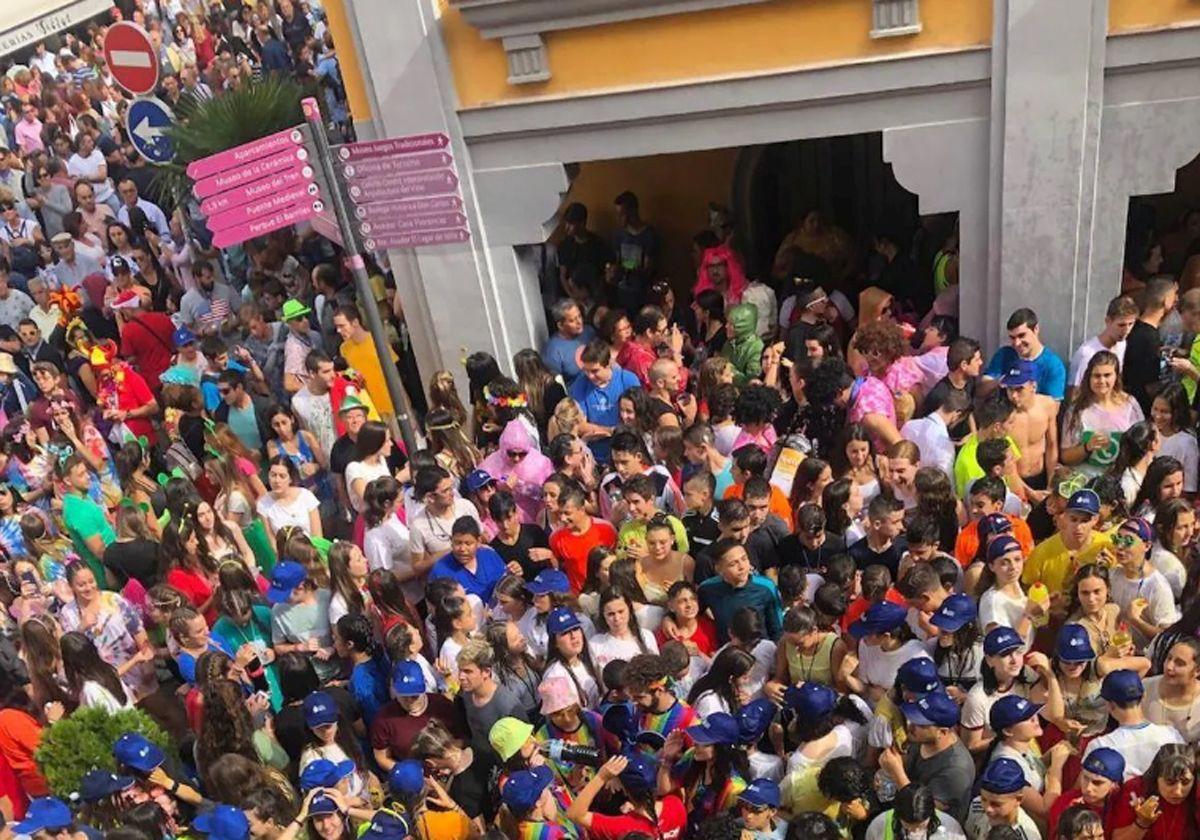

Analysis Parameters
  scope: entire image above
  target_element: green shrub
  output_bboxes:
[34,706,172,798]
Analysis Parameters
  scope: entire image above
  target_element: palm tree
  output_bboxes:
[152,75,311,214]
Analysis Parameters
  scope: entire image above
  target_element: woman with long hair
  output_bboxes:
[1150,498,1195,600]
[822,477,866,544]
[427,370,469,429]
[0,673,49,797]
[204,452,263,528]
[695,356,733,423]
[1110,743,1195,840]
[960,628,1053,754]
[425,407,479,479]
[361,477,418,606]
[195,678,287,789]
[915,467,964,554]
[780,682,870,813]
[790,457,833,517]
[1141,637,1200,742]
[160,515,219,623]
[483,619,540,721]
[1065,563,1123,660]
[660,711,751,822]
[211,562,281,710]
[1133,456,1187,521]
[256,456,322,539]
[769,605,848,700]
[331,614,389,727]
[929,594,983,701]
[543,608,602,709]
[57,626,134,712]
[832,423,882,504]
[1062,351,1144,475]
[57,561,156,700]
[687,647,755,718]
[327,540,371,628]
[265,404,335,518]
[691,290,727,366]
[1107,420,1160,508]
[191,499,256,572]
[113,440,163,534]
[1150,381,1198,494]
[19,614,71,714]
[512,348,566,442]
[588,588,658,672]
[344,422,395,528]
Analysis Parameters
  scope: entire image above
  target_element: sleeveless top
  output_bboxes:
[785,632,837,686]
[271,434,334,502]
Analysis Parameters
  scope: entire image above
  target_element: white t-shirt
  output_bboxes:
[364,516,417,602]
[961,681,1026,731]
[787,725,858,776]
[1159,430,1199,493]
[1083,721,1186,780]
[1069,335,1127,388]
[80,679,134,712]
[518,607,596,661]
[409,498,480,560]
[256,488,320,536]
[867,812,966,840]
[1141,675,1200,742]
[67,150,115,202]
[438,636,465,678]
[344,459,391,513]
[711,639,776,701]
[992,743,1046,792]
[693,690,732,720]
[978,587,1030,647]
[963,799,1040,840]
[588,629,659,672]
[1109,567,1179,649]
[856,641,931,697]
[1149,544,1187,601]
[543,659,600,709]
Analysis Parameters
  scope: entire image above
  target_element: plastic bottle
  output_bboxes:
[1112,622,1132,651]
[1027,581,1050,628]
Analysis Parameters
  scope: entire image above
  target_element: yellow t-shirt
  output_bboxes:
[341,333,399,415]
[1022,531,1112,595]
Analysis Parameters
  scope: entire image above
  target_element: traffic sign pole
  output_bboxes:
[299,98,419,456]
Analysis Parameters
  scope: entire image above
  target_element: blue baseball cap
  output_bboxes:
[527,569,570,596]
[14,798,73,835]
[194,805,251,840]
[391,660,426,698]
[1101,669,1144,703]
[985,534,1022,563]
[848,601,909,640]
[79,769,135,803]
[739,778,781,809]
[976,512,1013,539]
[359,811,412,840]
[737,698,777,744]
[601,701,637,743]
[983,626,1025,656]
[299,758,355,792]
[546,606,582,637]
[1056,624,1096,663]
[462,469,495,494]
[389,760,425,797]
[303,691,339,728]
[500,766,554,814]
[930,593,977,632]
[1081,747,1125,783]
[172,325,197,348]
[113,731,165,773]
[1066,489,1101,517]
[989,695,1043,733]
[901,691,960,728]
[686,712,741,746]
[784,682,836,718]
[1000,359,1037,387]
[265,559,307,604]
[897,657,941,695]
[618,751,658,795]
[307,794,339,817]
[1119,517,1154,544]
[979,757,1029,794]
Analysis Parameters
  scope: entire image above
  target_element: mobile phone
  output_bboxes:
[19,571,37,586]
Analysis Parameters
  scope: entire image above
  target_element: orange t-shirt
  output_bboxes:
[0,709,47,798]
[723,482,793,526]
[953,515,1034,568]
[840,589,909,634]
[549,519,619,593]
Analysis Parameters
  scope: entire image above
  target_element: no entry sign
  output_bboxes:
[104,22,159,96]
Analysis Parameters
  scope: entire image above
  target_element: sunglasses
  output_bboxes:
[0,203,14,211]
[506,450,527,460]
[1112,533,1139,549]
[217,387,232,396]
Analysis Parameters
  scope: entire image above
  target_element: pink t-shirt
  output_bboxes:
[849,376,897,449]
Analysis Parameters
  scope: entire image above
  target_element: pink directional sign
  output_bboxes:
[207,182,322,232]
[211,201,322,249]
[359,212,467,238]
[342,151,452,179]
[347,170,458,203]
[352,195,462,222]
[334,133,449,162]
[363,227,470,251]
[200,165,318,216]
[193,147,309,199]
[187,125,307,181]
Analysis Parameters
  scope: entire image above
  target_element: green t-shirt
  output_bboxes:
[62,493,116,589]
[617,514,690,555]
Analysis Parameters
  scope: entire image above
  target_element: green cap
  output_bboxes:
[489,717,534,762]
[339,394,368,414]
[281,299,312,321]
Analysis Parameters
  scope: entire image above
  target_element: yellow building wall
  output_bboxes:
[1109,0,1200,33]
[563,148,741,292]
[442,0,992,109]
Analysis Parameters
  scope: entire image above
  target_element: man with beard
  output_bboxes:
[179,261,240,336]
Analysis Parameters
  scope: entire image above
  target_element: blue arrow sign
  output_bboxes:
[126,96,175,165]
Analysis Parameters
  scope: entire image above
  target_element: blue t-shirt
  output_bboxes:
[428,545,508,604]
[568,363,639,463]
[227,401,263,451]
[349,655,391,727]
[542,326,595,387]
[985,345,1067,400]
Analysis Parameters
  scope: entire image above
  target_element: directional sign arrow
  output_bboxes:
[347,169,458,203]
[342,151,453,179]
[359,212,467,237]
[363,227,470,251]
[351,195,463,223]
[199,164,320,216]
[207,181,323,233]
[132,116,165,146]
[187,125,309,181]
[211,200,322,249]
[193,147,309,199]
[334,133,450,162]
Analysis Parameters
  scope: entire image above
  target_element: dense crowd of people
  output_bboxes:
[3,3,1200,840]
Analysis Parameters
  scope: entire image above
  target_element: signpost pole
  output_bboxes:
[299,98,420,455]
